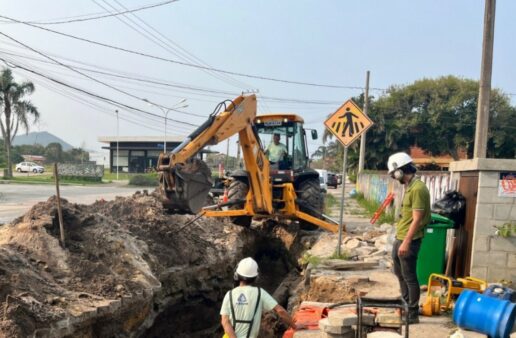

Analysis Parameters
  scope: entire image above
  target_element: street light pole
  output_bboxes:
[115,109,119,180]
[143,98,188,154]
[164,109,169,153]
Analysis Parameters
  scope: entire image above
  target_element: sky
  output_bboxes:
[1,0,515,159]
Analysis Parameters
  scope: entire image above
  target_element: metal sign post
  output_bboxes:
[336,146,348,256]
[324,99,374,256]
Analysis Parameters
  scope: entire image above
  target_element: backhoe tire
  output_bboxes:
[297,178,324,231]
[228,178,252,228]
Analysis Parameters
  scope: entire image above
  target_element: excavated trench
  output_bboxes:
[0,193,314,338]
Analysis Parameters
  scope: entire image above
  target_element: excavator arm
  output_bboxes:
[157,95,272,214]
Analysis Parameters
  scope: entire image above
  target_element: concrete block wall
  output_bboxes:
[357,171,453,216]
[57,163,104,178]
[470,171,516,283]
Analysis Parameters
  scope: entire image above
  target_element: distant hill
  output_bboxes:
[12,131,74,150]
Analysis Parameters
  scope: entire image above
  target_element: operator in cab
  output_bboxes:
[265,133,287,164]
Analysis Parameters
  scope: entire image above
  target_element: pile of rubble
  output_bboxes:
[0,192,296,337]
[288,221,404,337]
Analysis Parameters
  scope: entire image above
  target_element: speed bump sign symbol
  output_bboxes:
[324,99,373,147]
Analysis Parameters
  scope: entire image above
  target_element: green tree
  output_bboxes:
[0,68,39,177]
[374,76,515,160]
[321,76,515,172]
[44,142,63,163]
[64,148,90,163]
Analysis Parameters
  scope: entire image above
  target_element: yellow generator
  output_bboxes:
[422,273,487,316]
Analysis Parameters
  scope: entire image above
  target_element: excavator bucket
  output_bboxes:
[161,158,212,214]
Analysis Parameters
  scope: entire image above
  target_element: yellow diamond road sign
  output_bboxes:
[324,99,374,147]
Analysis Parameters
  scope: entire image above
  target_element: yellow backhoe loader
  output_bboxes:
[157,94,338,232]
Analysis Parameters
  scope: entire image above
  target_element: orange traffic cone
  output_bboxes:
[222,188,229,204]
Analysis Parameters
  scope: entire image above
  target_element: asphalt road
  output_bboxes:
[0,183,141,224]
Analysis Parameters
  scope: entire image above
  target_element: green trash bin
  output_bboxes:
[416,213,454,285]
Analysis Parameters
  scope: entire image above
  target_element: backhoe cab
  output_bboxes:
[157,95,338,232]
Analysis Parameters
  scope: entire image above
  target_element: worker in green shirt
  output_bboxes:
[387,152,431,324]
[265,133,288,164]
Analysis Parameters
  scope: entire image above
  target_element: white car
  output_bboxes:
[319,176,327,193]
[15,162,45,173]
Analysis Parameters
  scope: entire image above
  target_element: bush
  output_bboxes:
[355,192,395,224]
[348,171,357,183]
[129,174,159,186]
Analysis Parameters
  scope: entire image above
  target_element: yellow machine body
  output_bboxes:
[157,95,338,232]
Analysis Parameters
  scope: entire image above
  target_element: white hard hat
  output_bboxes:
[387,152,413,174]
[235,257,259,278]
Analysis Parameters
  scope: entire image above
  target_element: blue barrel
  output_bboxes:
[484,285,515,301]
[453,290,516,338]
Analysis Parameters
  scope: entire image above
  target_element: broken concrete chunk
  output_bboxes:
[355,246,376,256]
[379,223,394,233]
[345,238,362,250]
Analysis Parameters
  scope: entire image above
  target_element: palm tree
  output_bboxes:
[0,68,39,178]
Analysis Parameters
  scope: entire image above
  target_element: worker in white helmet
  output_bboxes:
[387,152,431,324]
[220,257,303,338]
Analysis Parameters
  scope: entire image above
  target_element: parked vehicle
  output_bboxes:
[336,174,343,185]
[327,173,338,188]
[15,162,45,173]
[315,169,328,193]
[319,176,327,193]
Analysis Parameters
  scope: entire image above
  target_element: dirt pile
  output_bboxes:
[0,191,264,337]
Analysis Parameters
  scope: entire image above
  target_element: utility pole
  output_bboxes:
[164,110,169,153]
[358,70,370,172]
[115,109,119,180]
[236,140,241,169]
[473,0,496,158]
[225,138,230,170]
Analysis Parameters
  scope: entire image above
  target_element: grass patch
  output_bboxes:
[299,252,321,267]
[324,193,338,214]
[328,250,350,260]
[103,170,132,181]
[128,173,159,186]
[355,192,395,224]
[2,175,103,185]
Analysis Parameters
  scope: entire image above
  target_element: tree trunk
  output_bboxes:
[5,140,12,178]
[3,95,13,178]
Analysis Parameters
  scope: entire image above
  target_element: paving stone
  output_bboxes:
[328,310,357,326]
[324,329,356,338]
[359,312,376,326]
[346,275,370,283]
[293,330,325,337]
[376,313,402,328]
[367,332,402,338]
[319,318,355,334]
